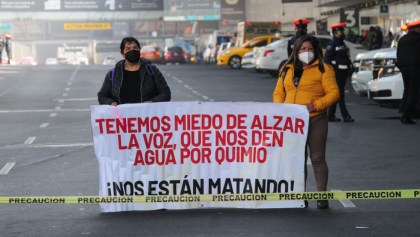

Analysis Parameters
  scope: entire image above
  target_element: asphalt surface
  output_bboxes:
[0,63,419,237]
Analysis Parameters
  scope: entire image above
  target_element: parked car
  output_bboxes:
[102,56,117,65]
[367,47,420,116]
[368,65,403,107]
[75,57,89,65]
[140,46,166,64]
[57,57,70,65]
[351,48,396,96]
[255,35,332,78]
[241,51,254,69]
[20,57,37,65]
[45,58,58,65]
[211,42,232,64]
[165,46,186,64]
[217,35,283,69]
[254,37,290,77]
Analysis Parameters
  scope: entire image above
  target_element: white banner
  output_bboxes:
[90,102,309,212]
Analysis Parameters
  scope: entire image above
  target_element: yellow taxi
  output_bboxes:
[217,35,283,69]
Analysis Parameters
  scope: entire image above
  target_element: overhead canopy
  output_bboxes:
[318,0,377,7]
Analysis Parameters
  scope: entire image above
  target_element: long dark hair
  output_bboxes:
[280,35,325,77]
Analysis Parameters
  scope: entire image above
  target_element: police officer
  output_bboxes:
[287,18,310,57]
[325,23,354,122]
[397,20,420,124]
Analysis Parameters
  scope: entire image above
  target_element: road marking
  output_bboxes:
[202,96,209,100]
[0,86,14,97]
[192,91,202,96]
[0,162,15,175]
[65,88,70,91]
[0,108,89,113]
[67,82,72,86]
[184,85,192,90]
[39,123,49,128]
[49,113,57,117]
[332,189,356,208]
[55,106,61,110]
[24,137,36,145]
[62,93,68,97]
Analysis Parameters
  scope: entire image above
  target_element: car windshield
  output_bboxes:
[266,37,290,48]
[168,47,183,53]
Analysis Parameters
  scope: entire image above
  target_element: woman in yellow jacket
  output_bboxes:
[273,35,339,209]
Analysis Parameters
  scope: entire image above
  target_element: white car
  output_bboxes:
[351,48,393,96]
[367,48,402,106]
[255,37,290,77]
[368,56,420,117]
[241,51,254,69]
[255,35,332,78]
[368,68,403,106]
[45,58,58,65]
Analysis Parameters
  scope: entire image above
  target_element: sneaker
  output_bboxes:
[343,115,354,123]
[401,117,416,124]
[328,116,341,122]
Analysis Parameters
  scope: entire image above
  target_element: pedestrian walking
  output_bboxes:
[98,36,171,105]
[397,20,420,124]
[4,34,12,64]
[273,35,339,209]
[0,36,4,64]
[325,23,354,122]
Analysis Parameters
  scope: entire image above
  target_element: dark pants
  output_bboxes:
[305,112,329,191]
[328,69,350,118]
[399,66,420,118]
[0,49,2,64]
[5,48,11,64]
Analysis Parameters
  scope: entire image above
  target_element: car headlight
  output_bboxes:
[376,65,401,79]
[360,59,374,71]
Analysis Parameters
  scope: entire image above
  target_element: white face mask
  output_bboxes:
[298,51,314,64]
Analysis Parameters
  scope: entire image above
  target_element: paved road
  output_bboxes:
[0,63,419,237]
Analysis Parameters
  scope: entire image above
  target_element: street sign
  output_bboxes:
[379,4,389,18]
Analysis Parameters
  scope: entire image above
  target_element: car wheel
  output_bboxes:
[229,56,242,69]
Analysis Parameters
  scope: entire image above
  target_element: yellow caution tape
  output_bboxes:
[1,189,419,204]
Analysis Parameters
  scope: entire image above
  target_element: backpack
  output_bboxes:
[108,64,156,86]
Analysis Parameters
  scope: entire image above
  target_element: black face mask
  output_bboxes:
[125,50,140,63]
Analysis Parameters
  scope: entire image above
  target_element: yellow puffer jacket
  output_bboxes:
[273,60,339,117]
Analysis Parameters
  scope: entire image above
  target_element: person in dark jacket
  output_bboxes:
[0,36,4,64]
[324,23,354,122]
[98,37,171,105]
[287,18,310,57]
[4,34,12,64]
[397,20,420,124]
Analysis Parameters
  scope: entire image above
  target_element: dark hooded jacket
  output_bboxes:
[98,58,171,105]
[397,30,420,68]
